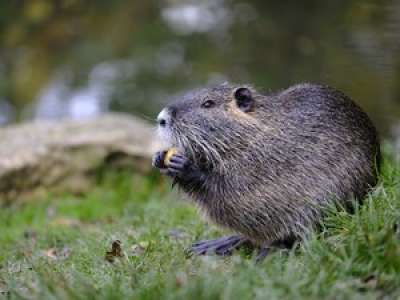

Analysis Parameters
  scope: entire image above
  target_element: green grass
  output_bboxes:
[0,151,399,300]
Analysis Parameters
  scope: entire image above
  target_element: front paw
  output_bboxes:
[161,153,190,178]
[152,150,167,169]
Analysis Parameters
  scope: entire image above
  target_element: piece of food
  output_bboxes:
[164,147,179,165]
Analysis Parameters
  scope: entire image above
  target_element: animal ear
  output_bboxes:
[234,87,254,112]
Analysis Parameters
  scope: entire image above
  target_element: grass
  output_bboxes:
[0,150,399,300]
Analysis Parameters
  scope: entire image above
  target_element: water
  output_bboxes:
[0,0,399,138]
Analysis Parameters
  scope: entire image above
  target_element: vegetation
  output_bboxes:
[1,2,399,298]
[0,149,399,299]
[0,1,399,129]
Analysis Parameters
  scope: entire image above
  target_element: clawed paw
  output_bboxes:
[152,150,190,178]
[152,150,168,169]
[161,153,189,178]
[189,235,250,256]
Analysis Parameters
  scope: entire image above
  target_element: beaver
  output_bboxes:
[152,82,380,260]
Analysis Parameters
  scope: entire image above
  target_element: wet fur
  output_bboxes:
[159,83,380,246]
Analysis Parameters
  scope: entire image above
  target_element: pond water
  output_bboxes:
[0,1,399,137]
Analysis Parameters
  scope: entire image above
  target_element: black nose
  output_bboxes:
[157,108,171,127]
[157,106,177,127]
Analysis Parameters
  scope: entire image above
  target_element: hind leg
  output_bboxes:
[190,235,252,256]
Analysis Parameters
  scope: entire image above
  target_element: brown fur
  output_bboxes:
[157,83,380,246]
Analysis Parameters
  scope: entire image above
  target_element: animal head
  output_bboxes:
[156,83,269,170]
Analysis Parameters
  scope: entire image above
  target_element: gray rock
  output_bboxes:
[0,113,159,202]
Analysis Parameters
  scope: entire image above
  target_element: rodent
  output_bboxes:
[152,82,380,258]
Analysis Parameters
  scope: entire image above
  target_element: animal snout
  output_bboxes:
[157,107,176,127]
[157,108,170,127]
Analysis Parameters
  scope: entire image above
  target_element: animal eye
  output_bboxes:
[201,100,215,109]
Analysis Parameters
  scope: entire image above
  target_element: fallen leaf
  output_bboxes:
[105,240,123,263]
[130,241,149,256]
[43,247,71,260]
[44,248,57,259]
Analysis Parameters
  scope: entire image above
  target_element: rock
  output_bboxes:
[0,113,159,203]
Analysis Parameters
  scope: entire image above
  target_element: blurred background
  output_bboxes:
[0,0,399,138]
